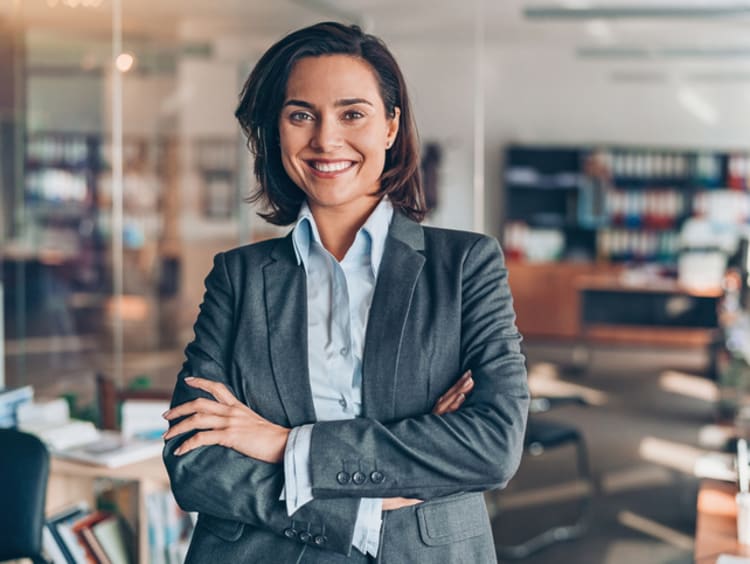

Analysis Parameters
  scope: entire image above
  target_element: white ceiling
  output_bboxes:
[4,0,750,62]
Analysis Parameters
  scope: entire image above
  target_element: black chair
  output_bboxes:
[0,428,51,564]
[495,396,595,560]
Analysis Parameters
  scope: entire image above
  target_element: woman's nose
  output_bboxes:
[310,116,342,152]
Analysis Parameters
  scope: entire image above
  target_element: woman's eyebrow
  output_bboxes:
[335,98,374,107]
[282,98,374,109]
[283,99,314,109]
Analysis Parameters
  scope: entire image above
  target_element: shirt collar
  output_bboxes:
[291,198,394,277]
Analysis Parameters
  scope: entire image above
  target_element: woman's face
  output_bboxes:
[278,55,400,218]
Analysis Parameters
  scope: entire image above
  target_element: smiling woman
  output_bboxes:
[163,21,528,564]
[277,55,400,259]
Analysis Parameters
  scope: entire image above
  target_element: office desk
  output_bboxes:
[695,479,750,563]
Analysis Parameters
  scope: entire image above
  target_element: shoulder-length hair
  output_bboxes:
[235,21,426,225]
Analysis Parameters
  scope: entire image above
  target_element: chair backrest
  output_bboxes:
[0,429,50,562]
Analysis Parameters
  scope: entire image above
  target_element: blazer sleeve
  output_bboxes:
[308,236,530,500]
[163,252,362,556]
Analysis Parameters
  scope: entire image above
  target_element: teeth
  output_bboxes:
[311,161,352,173]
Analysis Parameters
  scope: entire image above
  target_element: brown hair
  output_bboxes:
[235,21,425,225]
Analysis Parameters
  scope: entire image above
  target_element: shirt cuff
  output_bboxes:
[282,424,314,516]
[352,498,383,557]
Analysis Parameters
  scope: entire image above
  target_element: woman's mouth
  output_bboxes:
[306,160,356,177]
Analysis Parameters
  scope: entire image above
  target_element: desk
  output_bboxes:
[578,274,721,375]
[47,455,169,564]
[695,479,750,563]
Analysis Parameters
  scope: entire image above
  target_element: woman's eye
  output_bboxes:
[343,110,365,120]
[290,111,313,122]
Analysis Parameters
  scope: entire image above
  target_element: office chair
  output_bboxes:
[0,428,51,564]
[494,395,595,560]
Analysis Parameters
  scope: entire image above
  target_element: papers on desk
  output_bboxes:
[53,430,164,468]
[18,397,163,467]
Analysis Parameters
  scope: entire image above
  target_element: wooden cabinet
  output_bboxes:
[508,260,720,356]
[507,260,620,339]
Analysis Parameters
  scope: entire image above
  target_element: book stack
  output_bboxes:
[18,397,163,467]
[43,503,131,564]
[0,385,34,428]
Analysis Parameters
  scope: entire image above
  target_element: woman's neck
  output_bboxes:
[310,198,380,261]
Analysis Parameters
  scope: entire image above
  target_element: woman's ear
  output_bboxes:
[386,107,401,149]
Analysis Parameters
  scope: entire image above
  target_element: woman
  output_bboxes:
[163,21,528,564]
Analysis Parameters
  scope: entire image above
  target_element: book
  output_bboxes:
[53,430,163,468]
[92,515,131,564]
[46,503,91,564]
[17,397,70,428]
[97,481,138,548]
[121,399,169,440]
[25,419,101,451]
[42,522,70,564]
[0,385,34,428]
[71,510,112,564]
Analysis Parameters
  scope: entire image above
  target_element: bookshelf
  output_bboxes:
[503,144,750,265]
[47,455,169,564]
[503,144,746,341]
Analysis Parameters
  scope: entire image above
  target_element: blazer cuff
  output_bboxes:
[283,424,314,516]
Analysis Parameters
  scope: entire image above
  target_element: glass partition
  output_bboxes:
[2,2,487,406]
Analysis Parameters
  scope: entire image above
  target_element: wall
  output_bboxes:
[483,43,750,239]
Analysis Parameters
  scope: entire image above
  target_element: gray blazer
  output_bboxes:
[164,212,529,564]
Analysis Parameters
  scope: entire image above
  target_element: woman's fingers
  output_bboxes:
[163,413,229,440]
[382,497,423,511]
[433,370,474,415]
[163,397,229,420]
[173,430,227,455]
[184,376,240,405]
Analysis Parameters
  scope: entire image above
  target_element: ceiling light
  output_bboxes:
[585,19,615,43]
[115,52,135,73]
[677,86,719,125]
[525,3,750,19]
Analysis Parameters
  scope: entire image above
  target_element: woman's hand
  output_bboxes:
[383,370,474,511]
[432,370,474,415]
[162,376,290,464]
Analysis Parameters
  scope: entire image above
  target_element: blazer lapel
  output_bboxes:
[263,235,317,427]
[362,213,426,421]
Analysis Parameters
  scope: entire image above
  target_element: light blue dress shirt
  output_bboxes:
[283,198,393,557]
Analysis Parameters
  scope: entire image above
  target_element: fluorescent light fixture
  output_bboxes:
[578,45,750,59]
[585,19,615,43]
[677,85,719,125]
[688,71,750,83]
[578,46,652,58]
[525,3,750,19]
[610,70,668,83]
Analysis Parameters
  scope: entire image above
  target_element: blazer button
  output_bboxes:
[370,471,384,484]
[283,527,297,539]
[352,471,366,485]
[299,531,313,544]
[336,471,350,485]
[314,535,328,546]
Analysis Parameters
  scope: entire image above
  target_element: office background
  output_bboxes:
[2,1,750,563]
